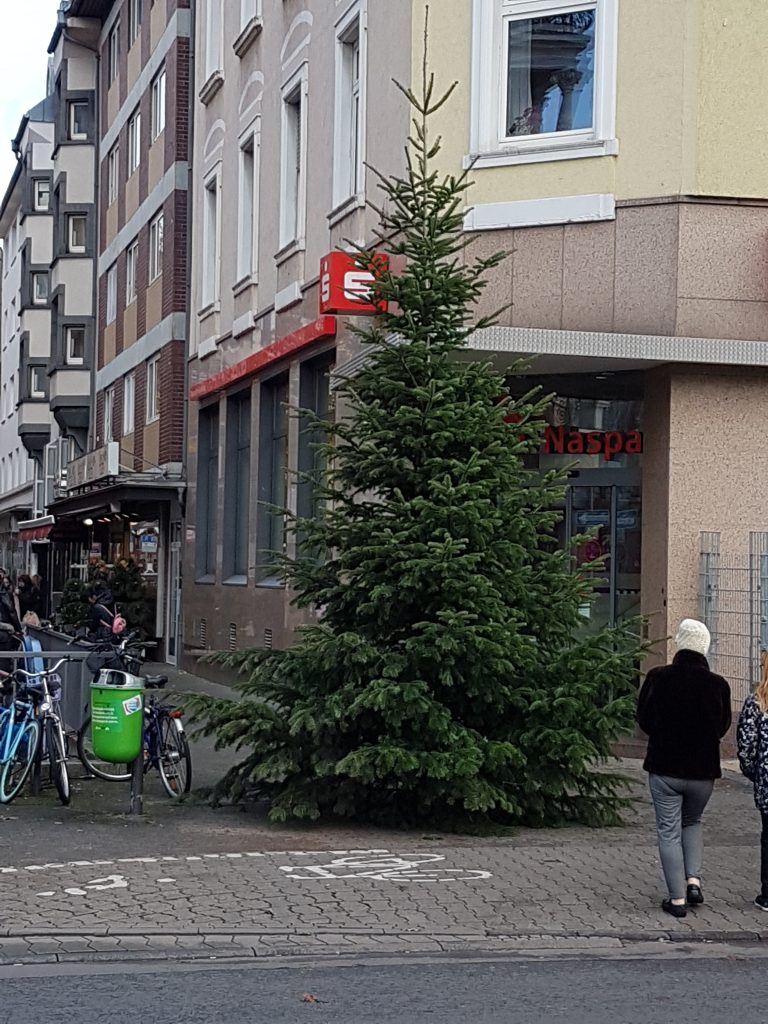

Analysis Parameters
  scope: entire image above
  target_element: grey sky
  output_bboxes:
[0,1,62,192]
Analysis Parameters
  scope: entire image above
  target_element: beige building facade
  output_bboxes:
[185,0,768,707]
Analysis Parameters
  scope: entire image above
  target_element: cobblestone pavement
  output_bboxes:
[2,761,768,965]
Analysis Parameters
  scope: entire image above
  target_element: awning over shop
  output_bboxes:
[19,525,53,542]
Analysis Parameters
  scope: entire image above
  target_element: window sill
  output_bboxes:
[146,415,160,426]
[233,16,263,57]
[223,574,248,586]
[195,574,216,585]
[328,193,365,227]
[199,70,224,106]
[464,137,619,169]
[197,300,221,322]
[256,576,284,590]
[233,274,257,297]
[274,237,305,266]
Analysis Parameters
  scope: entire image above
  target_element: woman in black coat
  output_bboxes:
[637,619,731,919]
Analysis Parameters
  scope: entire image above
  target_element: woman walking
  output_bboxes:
[638,619,732,918]
[737,652,768,910]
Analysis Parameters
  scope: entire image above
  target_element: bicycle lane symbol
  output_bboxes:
[36,874,130,898]
[279,854,492,882]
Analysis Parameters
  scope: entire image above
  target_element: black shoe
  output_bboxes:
[687,883,704,906]
[662,899,687,919]
[754,895,768,911]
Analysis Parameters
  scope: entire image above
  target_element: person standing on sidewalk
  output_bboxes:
[637,619,731,919]
[736,652,768,911]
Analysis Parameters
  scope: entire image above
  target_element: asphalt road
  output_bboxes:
[1,955,764,1023]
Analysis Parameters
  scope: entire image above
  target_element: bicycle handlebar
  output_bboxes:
[13,658,69,679]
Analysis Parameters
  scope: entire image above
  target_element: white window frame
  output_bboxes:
[34,179,50,211]
[30,366,45,399]
[333,4,366,210]
[128,108,141,175]
[67,215,86,253]
[106,262,117,324]
[236,126,260,283]
[128,0,141,45]
[151,67,166,141]
[469,0,618,168]
[123,372,135,435]
[32,273,48,305]
[108,144,119,205]
[279,64,308,250]
[104,386,115,442]
[240,0,260,27]
[204,0,223,79]
[65,326,86,366]
[201,169,221,307]
[146,356,160,424]
[108,21,120,84]
[68,100,88,141]
[149,212,164,282]
[126,238,139,304]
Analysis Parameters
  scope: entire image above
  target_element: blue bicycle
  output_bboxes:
[0,679,40,804]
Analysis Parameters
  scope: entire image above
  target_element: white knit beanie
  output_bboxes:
[674,618,711,657]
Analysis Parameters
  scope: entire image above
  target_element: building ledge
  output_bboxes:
[199,70,224,106]
[233,16,263,57]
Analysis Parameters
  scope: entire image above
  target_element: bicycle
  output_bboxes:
[13,657,71,806]
[75,635,192,800]
[0,673,40,804]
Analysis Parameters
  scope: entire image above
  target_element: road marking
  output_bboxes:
[40,874,131,899]
[0,849,393,875]
[280,854,492,883]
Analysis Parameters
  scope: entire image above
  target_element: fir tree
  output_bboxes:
[188,30,644,828]
[111,558,150,634]
[58,578,87,631]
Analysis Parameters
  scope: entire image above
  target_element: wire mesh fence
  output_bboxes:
[699,531,768,710]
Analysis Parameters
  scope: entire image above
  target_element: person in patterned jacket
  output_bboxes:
[737,652,768,910]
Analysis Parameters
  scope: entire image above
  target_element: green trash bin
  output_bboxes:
[90,670,145,764]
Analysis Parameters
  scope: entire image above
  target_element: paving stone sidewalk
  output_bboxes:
[2,760,768,965]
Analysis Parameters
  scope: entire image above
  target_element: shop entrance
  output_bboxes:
[558,481,642,629]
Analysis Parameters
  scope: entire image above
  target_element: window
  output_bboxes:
[128,0,141,45]
[126,239,138,304]
[67,215,86,253]
[108,21,120,84]
[146,355,160,423]
[123,372,135,435]
[258,377,289,574]
[34,179,50,211]
[151,67,166,140]
[32,273,48,305]
[104,387,114,442]
[68,101,88,140]
[333,12,364,207]
[223,391,251,580]
[149,212,164,281]
[128,108,141,175]
[196,404,219,579]
[65,326,86,365]
[297,355,334,557]
[30,366,45,399]
[241,0,259,26]
[202,175,219,305]
[106,262,117,323]
[237,132,259,281]
[204,0,223,78]
[108,144,119,204]
[470,0,618,167]
[280,74,306,247]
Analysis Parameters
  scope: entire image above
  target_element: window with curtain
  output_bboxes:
[223,391,252,581]
[258,377,289,577]
[196,404,220,579]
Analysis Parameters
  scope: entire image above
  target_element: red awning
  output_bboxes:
[19,525,53,542]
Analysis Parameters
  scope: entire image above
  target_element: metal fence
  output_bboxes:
[699,531,768,709]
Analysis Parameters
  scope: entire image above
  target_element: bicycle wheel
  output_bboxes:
[157,717,192,799]
[0,719,40,804]
[46,719,71,806]
[76,716,131,782]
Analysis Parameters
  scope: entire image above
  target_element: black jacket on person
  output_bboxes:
[0,588,21,649]
[637,650,732,780]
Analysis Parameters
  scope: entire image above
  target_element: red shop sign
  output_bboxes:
[319,251,388,316]
[544,426,643,461]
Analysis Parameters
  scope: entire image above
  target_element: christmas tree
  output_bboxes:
[111,558,150,634]
[188,35,644,827]
[57,578,87,631]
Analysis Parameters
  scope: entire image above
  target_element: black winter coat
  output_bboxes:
[637,650,732,780]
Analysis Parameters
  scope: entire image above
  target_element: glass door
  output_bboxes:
[567,484,641,629]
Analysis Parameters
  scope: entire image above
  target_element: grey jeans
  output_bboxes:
[649,774,715,900]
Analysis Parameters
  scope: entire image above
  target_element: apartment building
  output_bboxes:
[0,103,54,577]
[44,0,190,661]
[184,0,768,700]
[183,0,410,665]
